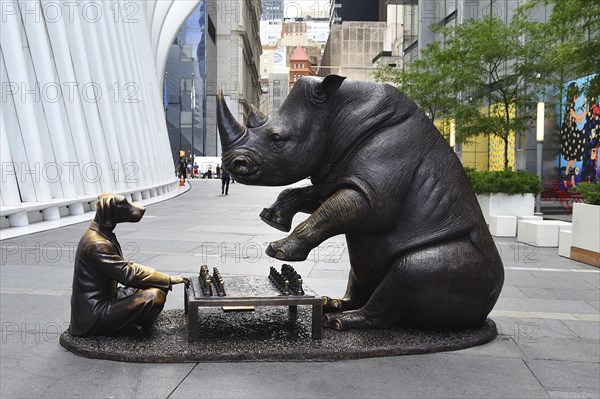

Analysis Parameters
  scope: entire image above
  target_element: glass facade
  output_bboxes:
[262,0,284,20]
[165,2,207,165]
[402,1,419,63]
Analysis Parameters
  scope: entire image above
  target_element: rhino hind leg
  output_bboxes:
[323,267,375,313]
[324,238,503,331]
[323,309,375,330]
[322,296,363,313]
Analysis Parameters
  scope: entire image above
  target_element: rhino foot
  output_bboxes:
[266,237,311,261]
[322,296,356,313]
[260,208,292,232]
[323,310,375,331]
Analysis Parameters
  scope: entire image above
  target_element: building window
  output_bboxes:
[180,78,192,94]
[180,45,194,62]
[180,111,192,128]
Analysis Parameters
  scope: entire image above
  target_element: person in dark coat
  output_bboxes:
[178,158,186,179]
[221,169,231,195]
[69,194,188,337]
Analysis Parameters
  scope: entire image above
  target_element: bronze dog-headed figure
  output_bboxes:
[69,194,187,337]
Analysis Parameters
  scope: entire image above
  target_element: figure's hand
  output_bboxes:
[170,276,190,286]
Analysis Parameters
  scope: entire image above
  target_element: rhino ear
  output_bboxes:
[318,75,346,97]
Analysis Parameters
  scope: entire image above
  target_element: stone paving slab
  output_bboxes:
[525,359,600,397]
[169,354,550,399]
[0,336,195,399]
[515,336,600,363]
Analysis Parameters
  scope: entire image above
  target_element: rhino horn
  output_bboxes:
[241,100,268,128]
[217,90,246,147]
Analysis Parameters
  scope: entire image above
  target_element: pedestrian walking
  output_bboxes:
[178,159,186,179]
[221,170,231,195]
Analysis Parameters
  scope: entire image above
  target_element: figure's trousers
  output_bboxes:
[86,287,167,336]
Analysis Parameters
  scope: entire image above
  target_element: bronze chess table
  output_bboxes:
[184,274,323,341]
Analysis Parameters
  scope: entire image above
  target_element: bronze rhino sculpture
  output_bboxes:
[217,75,504,331]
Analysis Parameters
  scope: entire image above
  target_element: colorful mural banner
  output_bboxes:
[558,74,599,186]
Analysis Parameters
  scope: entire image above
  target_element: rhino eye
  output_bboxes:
[271,134,284,145]
[269,133,286,151]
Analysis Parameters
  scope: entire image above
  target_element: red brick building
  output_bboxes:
[289,46,316,89]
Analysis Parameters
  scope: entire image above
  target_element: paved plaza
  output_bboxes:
[1,180,599,398]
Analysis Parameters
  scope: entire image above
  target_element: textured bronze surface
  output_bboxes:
[59,309,498,362]
[217,75,505,332]
[185,274,322,341]
[68,194,182,338]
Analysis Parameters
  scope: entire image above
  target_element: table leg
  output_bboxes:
[184,286,189,315]
[288,305,298,314]
[311,301,323,340]
[188,304,199,342]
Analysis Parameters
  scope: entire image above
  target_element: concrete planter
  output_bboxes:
[476,193,535,225]
[571,203,600,267]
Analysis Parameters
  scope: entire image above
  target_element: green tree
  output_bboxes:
[518,0,599,121]
[436,16,547,169]
[519,0,600,83]
[374,42,463,131]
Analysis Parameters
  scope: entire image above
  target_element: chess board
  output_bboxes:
[190,275,317,300]
[184,272,323,342]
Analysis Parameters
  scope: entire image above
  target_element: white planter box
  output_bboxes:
[559,229,572,258]
[517,220,571,248]
[571,203,600,267]
[489,215,517,237]
[572,203,600,253]
[477,193,535,224]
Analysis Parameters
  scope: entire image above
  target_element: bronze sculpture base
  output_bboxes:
[60,309,497,363]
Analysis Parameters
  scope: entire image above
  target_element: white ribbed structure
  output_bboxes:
[0,0,199,232]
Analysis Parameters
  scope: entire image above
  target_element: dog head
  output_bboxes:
[94,193,146,230]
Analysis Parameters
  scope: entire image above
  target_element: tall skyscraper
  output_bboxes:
[262,0,284,20]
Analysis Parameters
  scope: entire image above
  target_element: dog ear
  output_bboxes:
[114,195,127,204]
[95,193,116,229]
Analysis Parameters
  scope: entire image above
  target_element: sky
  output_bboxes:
[282,0,331,19]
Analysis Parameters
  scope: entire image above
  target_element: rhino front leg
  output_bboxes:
[260,186,323,232]
[266,188,369,261]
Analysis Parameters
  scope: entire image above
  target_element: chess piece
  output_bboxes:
[296,277,305,296]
